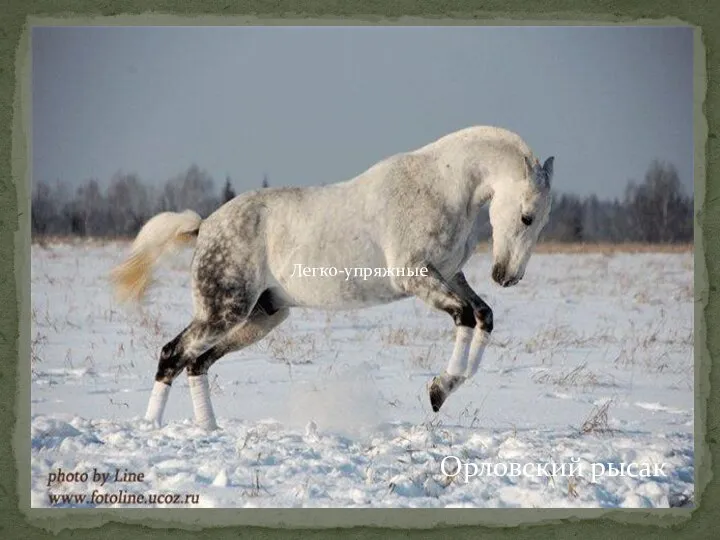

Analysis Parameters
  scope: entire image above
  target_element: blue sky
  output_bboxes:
[32,25,694,200]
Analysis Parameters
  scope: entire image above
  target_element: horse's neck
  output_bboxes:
[448,145,502,209]
[448,145,522,227]
[414,130,527,216]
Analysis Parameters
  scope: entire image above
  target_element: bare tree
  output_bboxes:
[223,176,236,203]
[31,181,55,236]
[76,178,106,236]
[625,160,691,243]
[34,179,74,235]
[107,172,152,236]
[158,165,219,217]
[542,194,584,242]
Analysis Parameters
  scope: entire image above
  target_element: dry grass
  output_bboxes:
[32,235,132,248]
[412,344,439,371]
[524,325,580,354]
[30,331,48,374]
[532,362,611,388]
[265,332,317,369]
[382,327,410,346]
[580,400,614,435]
[241,469,264,498]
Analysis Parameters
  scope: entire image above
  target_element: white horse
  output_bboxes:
[111,126,554,430]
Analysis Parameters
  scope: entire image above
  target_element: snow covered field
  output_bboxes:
[30,242,694,509]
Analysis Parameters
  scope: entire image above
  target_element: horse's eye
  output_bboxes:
[521,214,534,226]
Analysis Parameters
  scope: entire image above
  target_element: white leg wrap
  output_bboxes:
[446,326,473,376]
[188,374,218,431]
[145,381,171,426]
[465,330,490,379]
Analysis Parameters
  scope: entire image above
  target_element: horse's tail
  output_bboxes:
[110,209,202,304]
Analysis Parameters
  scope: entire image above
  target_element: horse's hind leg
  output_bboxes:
[184,291,290,430]
[187,308,289,377]
[393,263,493,413]
[144,318,229,428]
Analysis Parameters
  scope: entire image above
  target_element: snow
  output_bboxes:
[30,241,694,508]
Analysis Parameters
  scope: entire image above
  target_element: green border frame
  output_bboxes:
[2,2,714,538]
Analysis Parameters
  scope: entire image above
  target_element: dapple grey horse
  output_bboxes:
[111,126,554,430]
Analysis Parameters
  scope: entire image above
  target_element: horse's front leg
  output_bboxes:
[393,264,493,412]
[449,271,493,380]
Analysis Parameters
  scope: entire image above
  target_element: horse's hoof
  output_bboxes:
[197,421,219,431]
[429,378,447,413]
[429,373,467,412]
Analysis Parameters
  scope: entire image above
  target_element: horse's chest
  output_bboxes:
[431,220,479,275]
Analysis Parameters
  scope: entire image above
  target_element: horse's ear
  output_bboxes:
[542,156,555,180]
[524,155,535,177]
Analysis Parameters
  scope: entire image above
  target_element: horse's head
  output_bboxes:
[488,155,553,287]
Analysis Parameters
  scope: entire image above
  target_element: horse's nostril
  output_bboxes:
[492,264,506,284]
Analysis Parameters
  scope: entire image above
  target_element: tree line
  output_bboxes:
[31,160,693,243]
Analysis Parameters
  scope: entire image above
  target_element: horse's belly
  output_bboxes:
[276,273,406,309]
[266,220,406,308]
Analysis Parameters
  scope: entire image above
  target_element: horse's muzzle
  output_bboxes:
[492,264,520,288]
